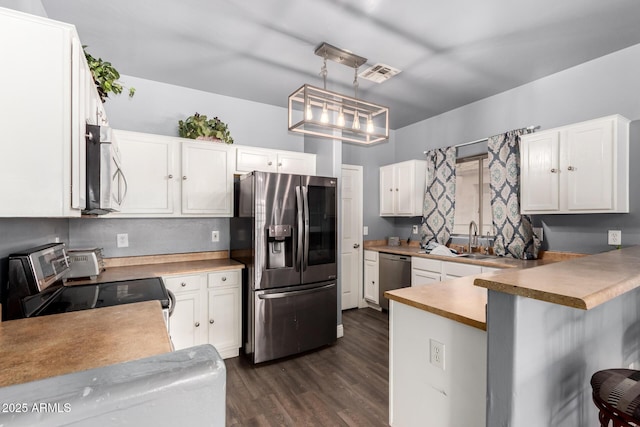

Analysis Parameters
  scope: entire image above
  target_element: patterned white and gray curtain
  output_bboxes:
[420,147,456,246]
[488,129,541,259]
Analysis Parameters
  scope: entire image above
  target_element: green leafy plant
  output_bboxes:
[178,113,234,144]
[83,46,135,102]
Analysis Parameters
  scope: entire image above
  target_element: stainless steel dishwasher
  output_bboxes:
[378,252,411,310]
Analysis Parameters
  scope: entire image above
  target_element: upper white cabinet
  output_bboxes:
[235,146,316,175]
[521,115,629,214]
[0,8,100,217]
[380,160,427,217]
[113,130,234,217]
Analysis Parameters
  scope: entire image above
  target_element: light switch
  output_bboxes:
[363,226,369,236]
[116,233,129,248]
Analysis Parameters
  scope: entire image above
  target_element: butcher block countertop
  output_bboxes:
[474,245,640,310]
[0,301,172,387]
[385,274,491,331]
[68,251,244,286]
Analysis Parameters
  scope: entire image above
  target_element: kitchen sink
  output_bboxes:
[458,253,498,260]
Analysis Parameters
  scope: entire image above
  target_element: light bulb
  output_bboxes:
[337,107,345,127]
[305,102,313,120]
[366,114,374,133]
[352,112,361,130]
[320,103,329,123]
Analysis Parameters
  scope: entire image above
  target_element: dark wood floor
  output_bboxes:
[225,308,389,426]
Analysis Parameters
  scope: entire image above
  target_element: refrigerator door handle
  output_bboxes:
[295,185,303,272]
[258,283,335,300]
[302,185,310,271]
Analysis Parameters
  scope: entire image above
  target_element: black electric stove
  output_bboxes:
[32,278,171,317]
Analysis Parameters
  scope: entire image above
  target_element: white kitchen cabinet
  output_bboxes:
[181,141,233,215]
[163,269,242,358]
[207,271,241,359]
[115,131,177,215]
[0,8,99,217]
[411,257,442,286]
[235,146,316,175]
[521,115,629,214]
[379,160,427,217]
[442,261,482,280]
[364,250,379,305]
[481,266,502,274]
[164,274,207,350]
[111,130,234,217]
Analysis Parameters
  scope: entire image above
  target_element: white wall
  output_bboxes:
[390,301,487,427]
[487,289,640,427]
[104,75,303,152]
[345,42,640,250]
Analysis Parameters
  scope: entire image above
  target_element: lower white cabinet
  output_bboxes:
[411,257,442,286]
[441,261,482,280]
[164,268,242,359]
[411,256,498,285]
[364,250,379,305]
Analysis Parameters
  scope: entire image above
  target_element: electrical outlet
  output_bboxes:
[211,230,220,242]
[430,339,445,370]
[412,225,419,234]
[608,230,622,246]
[363,226,369,236]
[116,233,129,248]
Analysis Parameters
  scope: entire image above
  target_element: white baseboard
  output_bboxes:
[337,323,344,338]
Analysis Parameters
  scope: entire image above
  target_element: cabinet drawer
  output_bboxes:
[208,270,240,288]
[163,274,205,293]
[364,250,378,262]
[442,261,482,277]
[481,266,502,274]
[411,257,441,273]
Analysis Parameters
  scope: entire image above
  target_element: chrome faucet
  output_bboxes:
[468,220,478,253]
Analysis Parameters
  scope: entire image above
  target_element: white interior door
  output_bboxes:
[341,165,363,310]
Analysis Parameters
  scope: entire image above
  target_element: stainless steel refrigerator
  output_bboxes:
[231,171,337,364]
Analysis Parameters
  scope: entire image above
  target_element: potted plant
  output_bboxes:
[84,46,135,103]
[178,113,234,144]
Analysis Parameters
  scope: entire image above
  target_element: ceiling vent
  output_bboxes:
[359,63,401,83]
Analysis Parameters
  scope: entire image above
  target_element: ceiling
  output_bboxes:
[40,0,640,130]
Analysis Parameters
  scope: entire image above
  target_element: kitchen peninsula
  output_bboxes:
[385,245,640,427]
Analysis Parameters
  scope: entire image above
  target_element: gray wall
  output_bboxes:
[487,288,640,426]
[347,42,640,253]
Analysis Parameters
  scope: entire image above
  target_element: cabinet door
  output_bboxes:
[236,147,277,173]
[379,165,395,216]
[565,119,614,211]
[0,10,79,217]
[411,269,440,286]
[115,131,177,214]
[395,162,415,215]
[442,261,482,280]
[277,152,316,175]
[364,259,379,304]
[520,131,560,213]
[207,285,241,358]
[181,141,232,216]
[170,291,205,351]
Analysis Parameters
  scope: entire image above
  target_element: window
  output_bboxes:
[453,155,492,235]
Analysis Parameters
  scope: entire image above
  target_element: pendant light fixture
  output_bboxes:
[288,42,389,145]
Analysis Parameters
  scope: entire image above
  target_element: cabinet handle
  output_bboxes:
[183,175,187,180]
[567,166,576,171]
[221,276,227,282]
[181,282,187,287]
[395,188,399,191]
[168,174,174,179]
[195,322,200,327]
[278,163,282,167]
[550,168,557,173]
[209,319,214,324]
[389,188,393,192]
[268,161,273,166]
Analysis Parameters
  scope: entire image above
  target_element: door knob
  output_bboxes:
[183,176,187,180]
[195,322,200,327]
[550,168,557,173]
[353,243,360,249]
[209,319,214,324]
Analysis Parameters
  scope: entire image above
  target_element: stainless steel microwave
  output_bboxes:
[84,124,126,214]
